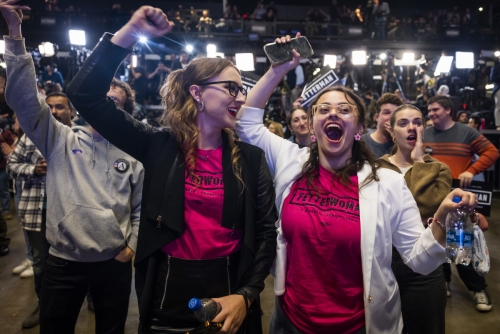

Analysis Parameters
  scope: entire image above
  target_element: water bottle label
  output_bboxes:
[463,232,472,247]
[446,230,472,247]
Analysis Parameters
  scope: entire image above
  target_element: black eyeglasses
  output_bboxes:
[197,81,247,99]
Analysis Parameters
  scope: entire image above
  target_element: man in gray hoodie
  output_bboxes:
[1,2,144,332]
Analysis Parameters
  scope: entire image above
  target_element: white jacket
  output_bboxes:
[236,106,446,334]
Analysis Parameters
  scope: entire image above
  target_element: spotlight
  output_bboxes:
[402,52,415,64]
[207,44,216,58]
[479,7,483,12]
[352,50,367,65]
[455,52,474,69]
[495,51,500,58]
[69,30,86,46]
[0,40,4,54]
[323,55,337,68]
[186,44,194,53]
[38,42,55,57]
[139,36,148,44]
[132,55,138,68]
[435,56,453,74]
[235,53,255,71]
[379,53,387,60]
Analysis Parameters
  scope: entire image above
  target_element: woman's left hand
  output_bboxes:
[435,188,477,223]
[271,33,302,76]
[410,127,424,163]
[211,294,247,334]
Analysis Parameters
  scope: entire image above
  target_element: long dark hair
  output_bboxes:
[299,85,379,190]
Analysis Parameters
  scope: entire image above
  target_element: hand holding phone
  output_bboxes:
[264,34,314,65]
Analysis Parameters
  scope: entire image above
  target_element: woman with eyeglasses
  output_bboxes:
[65,7,277,334]
[379,104,451,334]
[235,34,477,334]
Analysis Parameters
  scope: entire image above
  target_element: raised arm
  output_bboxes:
[2,1,69,160]
[66,6,174,162]
[235,34,305,176]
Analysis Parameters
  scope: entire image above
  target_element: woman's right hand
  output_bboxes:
[410,127,425,163]
[111,6,174,49]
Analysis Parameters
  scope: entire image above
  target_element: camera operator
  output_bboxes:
[41,63,64,94]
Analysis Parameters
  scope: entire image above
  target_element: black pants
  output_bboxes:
[0,210,9,247]
[392,250,446,334]
[25,209,50,300]
[443,262,486,292]
[40,255,132,334]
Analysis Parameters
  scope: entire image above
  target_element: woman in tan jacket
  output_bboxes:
[378,104,451,334]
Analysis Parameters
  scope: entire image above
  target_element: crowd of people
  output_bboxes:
[0,1,498,334]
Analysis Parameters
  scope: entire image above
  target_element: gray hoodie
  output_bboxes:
[4,37,144,262]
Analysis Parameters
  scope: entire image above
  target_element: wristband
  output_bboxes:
[427,216,445,230]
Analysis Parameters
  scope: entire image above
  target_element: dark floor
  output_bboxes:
[1,197,500,334]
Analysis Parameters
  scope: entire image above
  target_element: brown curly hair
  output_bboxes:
[110,78,136,115]
[300,85,380,190]
[159,57,244,187]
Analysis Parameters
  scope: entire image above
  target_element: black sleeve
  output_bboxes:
[66,33,156,163]
[236,152,277,301]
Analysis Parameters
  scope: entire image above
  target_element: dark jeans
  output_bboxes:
[392,250,446,334]
[443,262,487,292]
[270,297,366,334]
[0,211,9,247]
[40,255,132,334]
[25,210,50,299]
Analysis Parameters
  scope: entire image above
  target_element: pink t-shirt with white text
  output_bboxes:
[280,166,364,334]
[162,147,242,259]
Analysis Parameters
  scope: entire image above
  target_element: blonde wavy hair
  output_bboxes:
[160,57,244,187]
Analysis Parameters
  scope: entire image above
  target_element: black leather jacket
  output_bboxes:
[67,34,277,333]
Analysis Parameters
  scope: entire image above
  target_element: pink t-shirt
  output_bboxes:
[162,147,242,259]
[280,166,364,334]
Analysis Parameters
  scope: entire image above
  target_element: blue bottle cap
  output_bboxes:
[452,196,461,204]
[188,298,202,311]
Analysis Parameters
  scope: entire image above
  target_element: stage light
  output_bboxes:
[0,40,4,54]
[352,50,367,65]
[323,55,337,68]
[485,84,494,90]
[69,30,86,46]
[38,42,55,57]
[186,44,194,53]
[495,51,500,57]
[139,36,148,44]
[479,7,483,12]
[132,55,138,68]
[455,52,474,69]
[402,52,415,63]
[235,53,255,71]
[379,53,387,60]
[435,56,453,74]
[207,44,216,58]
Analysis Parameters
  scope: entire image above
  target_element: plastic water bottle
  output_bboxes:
[188,298,221,323]
[445,196,474,265]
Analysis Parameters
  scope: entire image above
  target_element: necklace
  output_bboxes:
[196,141,223,161]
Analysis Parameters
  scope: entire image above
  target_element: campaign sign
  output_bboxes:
[300,66,340,108]
[451,180,492,216]
[241,71,261,94]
